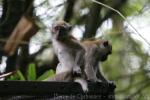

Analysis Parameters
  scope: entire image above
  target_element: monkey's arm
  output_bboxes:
[84,49,98,82]
[96,65,108,82]
[85,63,97,82]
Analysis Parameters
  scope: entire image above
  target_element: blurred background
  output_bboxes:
[0,0,150,99]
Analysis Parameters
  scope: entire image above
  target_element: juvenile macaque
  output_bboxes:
[82,39,112,82]
[45,21,88,92]
[51,21,85,74]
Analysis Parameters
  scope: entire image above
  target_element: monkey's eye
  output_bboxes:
[55,26,61,30]
[103,41,108,47]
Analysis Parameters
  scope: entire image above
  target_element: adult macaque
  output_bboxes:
[45,21,88,92]
[82,39,112,83]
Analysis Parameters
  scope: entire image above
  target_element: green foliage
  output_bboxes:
[16,70,26,81]
[7,63,55,81]
[102,33,150,99]
[121,0,148,16]
[37,70,55,81]
[27,63,37,81]
[8,70,25,81]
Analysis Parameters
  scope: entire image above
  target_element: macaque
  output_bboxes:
[51,21,85,74]
[45,21,88,92]
[53,39,112,83]
[45,21,113,92]
[82,39,112,82]
[45,38,112,92]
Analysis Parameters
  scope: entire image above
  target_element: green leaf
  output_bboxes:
[27,63,36,81]
[37,70,55,81]
[7,75,17,80]
[17,70,26,81]
[7,70,25,80]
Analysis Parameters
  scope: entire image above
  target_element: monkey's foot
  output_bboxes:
[108,81,116,89]
[96,79,103,83]
[87,79,102,83]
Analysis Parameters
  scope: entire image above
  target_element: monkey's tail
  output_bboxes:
[74,77,88,92]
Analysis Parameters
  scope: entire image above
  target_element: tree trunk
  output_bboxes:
[83,0,104,39]
[64,0,77,22]
[0,0,34,73]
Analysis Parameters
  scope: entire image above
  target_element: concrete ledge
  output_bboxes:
[0,81,116,100]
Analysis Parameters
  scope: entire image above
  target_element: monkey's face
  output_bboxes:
[52,21,72,38]
[98,41,112,61]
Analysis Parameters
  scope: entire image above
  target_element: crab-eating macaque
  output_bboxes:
[46,39,112,82]
[82,39,112,83]
[45,39,112,91]
[51,21,85,74]
[45,21,88,92]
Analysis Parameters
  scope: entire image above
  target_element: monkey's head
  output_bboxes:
[98,40,112,61]
[52,21,72,39]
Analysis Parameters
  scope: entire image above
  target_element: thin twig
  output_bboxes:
[92,0,150,47]
[0,71,14,78]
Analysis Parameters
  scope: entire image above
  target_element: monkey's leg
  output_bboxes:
[84,64,98,82]
[44,71,73,82]
[84,54,98,82]
[73,50,85,75]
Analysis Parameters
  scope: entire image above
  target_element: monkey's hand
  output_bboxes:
[73,65,82,77]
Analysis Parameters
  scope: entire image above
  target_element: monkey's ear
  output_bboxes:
[103,41,108,47]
